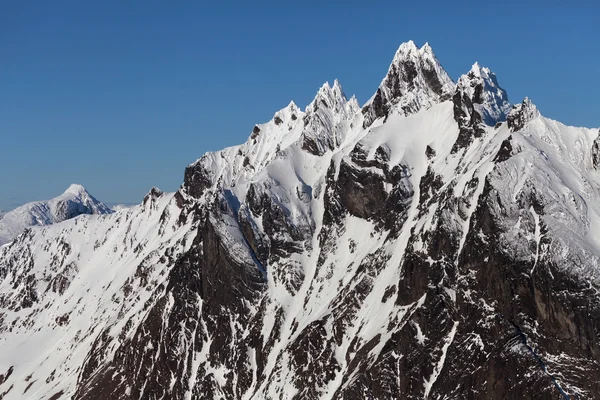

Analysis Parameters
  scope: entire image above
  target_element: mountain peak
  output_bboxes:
[300,80,357,155]
[467,62,495,81]
[392,40,438,64]
[332,79,344,97]
[0,184,112,246]
[307,80,348,114]
[456,63,510,126]
[395,39,419,56]
[507,97,540,131]
[286,100,299,111]
[64,183,88,196]
[470,61,482,74]
[273,100,302,125]
[362,41,455,128]
[143,187,164,205]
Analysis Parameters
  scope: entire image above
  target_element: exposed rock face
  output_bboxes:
[507,97,540,132]
[592,130,600,169]
[183,156,215,198]
[361,41,455,128]
[451,63,511,153]
[0,42,599,400]
[300,80,359,156]
[457,62,511,126]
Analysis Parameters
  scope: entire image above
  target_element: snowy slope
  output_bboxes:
[0,184,112,246]
[0,189,195,399]
[110,203,137,212]
[0,42,599,400]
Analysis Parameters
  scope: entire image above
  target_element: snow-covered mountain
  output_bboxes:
[0,41,599,399]
[0,184,112,246]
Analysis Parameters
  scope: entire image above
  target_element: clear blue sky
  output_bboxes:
[1,1,598,209]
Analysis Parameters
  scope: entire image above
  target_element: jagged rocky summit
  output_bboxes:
[0,41,599,400]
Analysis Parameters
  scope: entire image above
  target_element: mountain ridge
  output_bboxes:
[0,41,599,399]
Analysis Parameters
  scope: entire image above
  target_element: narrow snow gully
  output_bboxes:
[529,205,543,277]
[423,321,459,399]
[498,314,573,400]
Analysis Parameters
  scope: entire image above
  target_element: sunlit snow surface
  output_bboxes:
[0,43,599,399]
[0,184,112,246]
[0,192,196,398]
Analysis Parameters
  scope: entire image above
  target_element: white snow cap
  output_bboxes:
[469,62,485,76]
[0,183,112,246]
[391,40,435,62]
[306,80,351,114]
[63,183,89,196]
[286,100,299,112]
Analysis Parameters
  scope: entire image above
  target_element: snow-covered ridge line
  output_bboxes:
[0,41,599,399]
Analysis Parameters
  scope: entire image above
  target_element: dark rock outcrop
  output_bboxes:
[592,130,600,169]
[183,158,214,199]
[507,97,540,132]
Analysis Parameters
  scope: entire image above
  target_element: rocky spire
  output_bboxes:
[300,80,358,156]
[450,63,513,153]
[362,41,455,128]
[456,62,511,126]
[506,97,540,132]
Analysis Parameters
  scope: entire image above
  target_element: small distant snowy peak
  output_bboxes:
[456,62,511,126]
[362,40,455,128]
[300,79,359,156]
[347,94,360,113]
[0,184,112,246]
[63,183,87,196]
[507,97,540,132]
[59,183,112,214]
[56,184,112,216]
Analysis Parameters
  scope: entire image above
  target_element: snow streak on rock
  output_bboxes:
[0,41,599,399]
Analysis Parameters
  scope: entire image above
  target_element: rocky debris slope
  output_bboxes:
[0,184,112,246]
[0,42,599,400]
